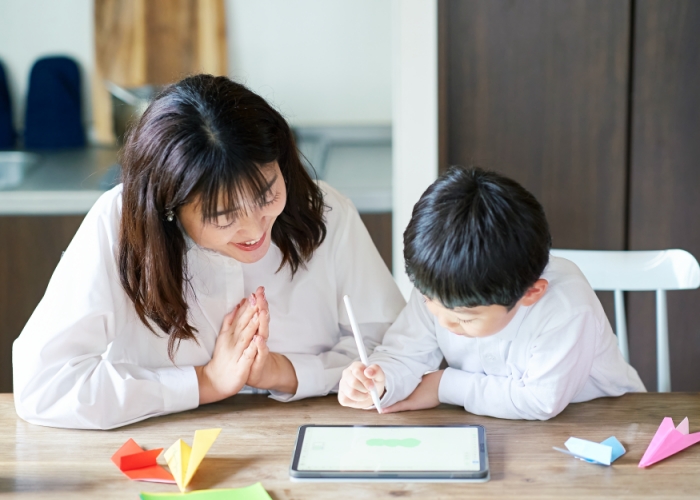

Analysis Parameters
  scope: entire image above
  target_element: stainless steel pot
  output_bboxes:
[106,81,159,144]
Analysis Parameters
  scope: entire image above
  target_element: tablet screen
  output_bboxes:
[296,426,482,472]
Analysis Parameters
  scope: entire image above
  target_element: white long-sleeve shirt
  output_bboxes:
[13,182,405,430]
[370,256,646,420]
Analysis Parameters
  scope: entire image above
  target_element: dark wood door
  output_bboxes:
[439,0,631,251]
[440,0,700,391]
[439,0,632,383]
[627,0,700,391]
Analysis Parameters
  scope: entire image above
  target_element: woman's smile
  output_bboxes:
[179,162,287,264]
[232,231,266,252]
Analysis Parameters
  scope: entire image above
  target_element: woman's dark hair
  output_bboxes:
[404,165,551,310]
[118,74,326,359]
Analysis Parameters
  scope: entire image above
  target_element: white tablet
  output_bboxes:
[289,424,489,482]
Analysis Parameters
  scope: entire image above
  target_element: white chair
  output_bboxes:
[550,249,700,392]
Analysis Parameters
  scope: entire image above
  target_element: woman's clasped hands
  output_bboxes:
[195,286,298,404]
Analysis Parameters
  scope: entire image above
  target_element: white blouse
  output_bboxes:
[371,256,646,420]
[13,182,405,429]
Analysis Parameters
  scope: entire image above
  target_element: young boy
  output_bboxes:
[339,166,645,420]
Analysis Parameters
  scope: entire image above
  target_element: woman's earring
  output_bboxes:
[165,209,175,222]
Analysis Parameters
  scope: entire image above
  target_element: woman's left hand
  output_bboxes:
[245,286,299,394]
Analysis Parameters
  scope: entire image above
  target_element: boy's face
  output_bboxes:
[423,279,548,338]
[424,298,519,338]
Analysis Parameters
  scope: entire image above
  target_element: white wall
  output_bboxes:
[391,0,438,298]
[226,0,392,126]
[0,0,94,132]
[0,0,426,294]
[0,0,390,135]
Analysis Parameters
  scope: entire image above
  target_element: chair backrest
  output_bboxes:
[24,56,85,149]
[550,249,700,393]
[0,60,15,149]
[550,249,700,291]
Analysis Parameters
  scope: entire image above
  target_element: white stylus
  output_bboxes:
[343,295,383,413]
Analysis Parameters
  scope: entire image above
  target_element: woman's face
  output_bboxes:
[178,162,287,264]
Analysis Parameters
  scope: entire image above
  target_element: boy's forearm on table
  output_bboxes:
[439,367,566,420]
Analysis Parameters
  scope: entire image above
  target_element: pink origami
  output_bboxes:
[638,417,700,468]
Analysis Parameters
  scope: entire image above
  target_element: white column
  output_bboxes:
[391,0,439,298]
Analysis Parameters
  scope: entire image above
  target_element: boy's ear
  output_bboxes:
[520,279,549,306]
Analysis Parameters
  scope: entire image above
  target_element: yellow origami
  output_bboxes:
[164,428,222,492]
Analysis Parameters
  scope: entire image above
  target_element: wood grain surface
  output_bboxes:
[437,0,633,377]
[0,216,85,393]
[92,0,228,144]
[439,0,631,252]
[359,212,392,273]
[1,393,699,499]
[627,0,700,391]
[144,0,228,85]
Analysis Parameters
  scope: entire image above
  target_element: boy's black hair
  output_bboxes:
[404,166,552,310]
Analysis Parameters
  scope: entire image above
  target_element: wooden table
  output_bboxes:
[1,393,699,499]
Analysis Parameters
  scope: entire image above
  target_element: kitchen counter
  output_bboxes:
[0,147,118,215]
[0,127,393,215]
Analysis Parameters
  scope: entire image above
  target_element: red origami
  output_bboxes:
[111,438,176,483]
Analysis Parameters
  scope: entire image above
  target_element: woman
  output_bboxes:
[13,75,405,429]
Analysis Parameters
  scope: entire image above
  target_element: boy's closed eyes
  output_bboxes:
[422,277,548,339]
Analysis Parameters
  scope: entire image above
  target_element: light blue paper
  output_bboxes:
[553,436,626,466]
[600,436,626,462]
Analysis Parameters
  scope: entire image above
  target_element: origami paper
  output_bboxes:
[165,428,222,492]
[639,417,700,468]
[111,438,176,483]
[553,436,625,466]
[140,482,272,500]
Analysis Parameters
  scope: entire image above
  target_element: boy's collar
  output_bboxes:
[491,303,529,341]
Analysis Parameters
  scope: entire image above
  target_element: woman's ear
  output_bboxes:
[520,279,549,306]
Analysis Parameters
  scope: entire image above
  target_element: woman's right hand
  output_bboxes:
[195,297,260,404]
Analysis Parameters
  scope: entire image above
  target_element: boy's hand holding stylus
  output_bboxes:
[338,362,386,410]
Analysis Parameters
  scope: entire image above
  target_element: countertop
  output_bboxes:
[0,129,392,215]
[0,147,118,215]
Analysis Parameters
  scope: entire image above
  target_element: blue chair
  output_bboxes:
[0,61,15,149]
[24,56,85,149]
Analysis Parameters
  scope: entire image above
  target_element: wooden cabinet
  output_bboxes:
[0,216,85,392]
[439,0,700,391]
[360,213,392,273]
